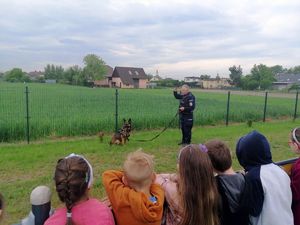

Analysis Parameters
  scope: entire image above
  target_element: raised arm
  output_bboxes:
[173,90,183,99]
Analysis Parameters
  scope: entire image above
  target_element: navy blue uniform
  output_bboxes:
[173,91,195,144]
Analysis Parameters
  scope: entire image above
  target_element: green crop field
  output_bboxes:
[0,120,299,225]
[0,82,298,142]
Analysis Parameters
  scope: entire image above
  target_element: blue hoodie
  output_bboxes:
[236,131,293,225]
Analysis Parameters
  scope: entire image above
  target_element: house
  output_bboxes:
[28,71,44,80]
[199,78,231,89]
[109,67,148,88]
[150,75,162,82]
[184,76,201,83]
[93,65,114,87]
[273,73,300,90]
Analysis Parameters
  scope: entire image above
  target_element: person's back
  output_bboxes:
[249,163,292,225]
[44,153,115,225]
[102,150,164,225]
[206,140,249,225]
[291,158,300,225]
[216,173,249,225]
[288,127,300,225]
[45,198,113,225]
[0,193,3,222]
[236,131,293,225]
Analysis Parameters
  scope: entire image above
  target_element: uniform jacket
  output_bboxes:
[173,91,195,116]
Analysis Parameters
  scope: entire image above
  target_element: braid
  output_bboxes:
[54,157,89,225]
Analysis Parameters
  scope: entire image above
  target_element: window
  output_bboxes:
[135,71,139,75]
[129,70,132,75]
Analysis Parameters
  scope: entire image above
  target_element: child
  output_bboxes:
[205,140,249,225]
[236,131,293,225]
[288,127,300,225]
[45,153,115,225]
[14,186,53,225]
[0,193,3,222]
[156,144,219,225]
[102,150,164,225]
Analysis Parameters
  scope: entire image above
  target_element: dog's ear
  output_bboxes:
[128,118,132,123]
[123,118,126,123]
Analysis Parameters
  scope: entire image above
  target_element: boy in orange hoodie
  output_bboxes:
[102,150,164,225]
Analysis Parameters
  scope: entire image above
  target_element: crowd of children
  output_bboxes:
[2,128,300,225]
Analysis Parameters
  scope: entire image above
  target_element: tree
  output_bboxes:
[229,65,242,87]
[288,66,300,74]
[82,54,107,82]
[200,75,211,80]
[241,75,259,90]
[250,64,275,90]
[5,68,31,83]
[269,65,286,75]
[64,65,82,85]
[44,64,64,80]
[146,73,153,80]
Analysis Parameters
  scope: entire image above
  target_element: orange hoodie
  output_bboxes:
[102,170,164,225]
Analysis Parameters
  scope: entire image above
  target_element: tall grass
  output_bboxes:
[0,82,298,141]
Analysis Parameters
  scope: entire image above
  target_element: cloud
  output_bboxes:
[0,0,299,78]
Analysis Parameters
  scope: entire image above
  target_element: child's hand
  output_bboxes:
[101,197,112,209]
[122,176,129,186]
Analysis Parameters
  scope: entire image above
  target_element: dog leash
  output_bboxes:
[133,111,179,142]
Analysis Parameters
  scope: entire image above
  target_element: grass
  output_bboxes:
[0,82,299,142]
[0,119,299,225]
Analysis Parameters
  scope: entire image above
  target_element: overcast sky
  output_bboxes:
[0,0,299,79]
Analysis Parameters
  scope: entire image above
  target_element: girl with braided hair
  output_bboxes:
[45,153,115,225]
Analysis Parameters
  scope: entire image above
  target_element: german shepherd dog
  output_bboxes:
[110,118,132,145]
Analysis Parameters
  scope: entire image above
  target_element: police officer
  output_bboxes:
[173,84,195,145]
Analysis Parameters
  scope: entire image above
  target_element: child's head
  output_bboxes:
[289,127,300,153]
[54,153,93,225]
[123,150,155,190]
[177,144,219,225]
[236,130,272,171]
[205,140,232,173]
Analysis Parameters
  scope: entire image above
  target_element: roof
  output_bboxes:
[275,73,300,83]
[28,71,44,78]
[105,65,113,77]
[184,76,201,79]
[112,67,148,85]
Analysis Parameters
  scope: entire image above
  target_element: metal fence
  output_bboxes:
[0,85,299,143]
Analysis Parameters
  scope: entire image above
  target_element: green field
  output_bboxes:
[0,82,298,142]
[0,120,299,225]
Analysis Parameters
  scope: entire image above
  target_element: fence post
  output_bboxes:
[25,86,30,144]
[294,91,299,121]
[115,89,118,133]
[263,91,268,122]
[226,91,230,126]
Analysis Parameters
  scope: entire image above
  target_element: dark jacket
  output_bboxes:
[216,173,249,225]
[173,91,195,116]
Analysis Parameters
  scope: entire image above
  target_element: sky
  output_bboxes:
[0,0,299,79]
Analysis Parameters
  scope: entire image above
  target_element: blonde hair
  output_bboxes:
[123,150,154,186]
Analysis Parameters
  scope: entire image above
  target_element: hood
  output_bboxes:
[218,173,245,213]
[236,130,273,171]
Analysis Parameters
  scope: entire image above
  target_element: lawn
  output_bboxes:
[0,82,299,142]
[0,119,299,225]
